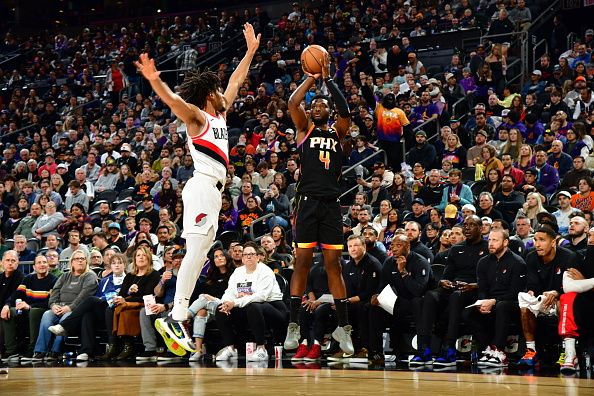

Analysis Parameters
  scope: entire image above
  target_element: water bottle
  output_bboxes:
[15,299,22,315]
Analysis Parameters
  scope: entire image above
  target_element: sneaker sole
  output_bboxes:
[433,361,457,367]
[303,357,321,362]
[155,319,190,356]
[331,329,354,355]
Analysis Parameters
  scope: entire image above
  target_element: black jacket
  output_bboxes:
[0,270,25,307]
[477,249,526,301]
[342,253,382,304]
[443,239,489,283]
[380,252,432,299]
[525,247,579,296]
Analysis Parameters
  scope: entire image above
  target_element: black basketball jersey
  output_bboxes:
[296,125,343,198]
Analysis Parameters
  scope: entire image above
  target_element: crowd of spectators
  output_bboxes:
[0,0,593,371]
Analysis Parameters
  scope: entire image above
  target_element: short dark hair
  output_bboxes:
[178,70,222,108]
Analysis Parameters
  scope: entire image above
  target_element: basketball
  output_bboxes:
[300,45,328,75]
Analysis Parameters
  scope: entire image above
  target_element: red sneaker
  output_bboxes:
[291,344,310,361]
[304,344,322,361]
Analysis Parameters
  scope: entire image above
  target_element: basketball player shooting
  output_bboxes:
[283,49,354,356]
[135,23,260,353]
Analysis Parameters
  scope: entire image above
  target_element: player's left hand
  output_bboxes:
[321,51,331,79]
[134,53,161,81]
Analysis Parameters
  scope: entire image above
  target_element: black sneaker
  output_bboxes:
[157,352,182,362]
[26,352,45,362]
[44,352,61,361]
[136,350,158,362]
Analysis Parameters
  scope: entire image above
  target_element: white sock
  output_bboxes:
[526,341,536,351]
[313,340,320,345]
[564,338,576,358]
[301,340,308,346]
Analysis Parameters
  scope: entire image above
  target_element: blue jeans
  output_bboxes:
[34,309,72,353]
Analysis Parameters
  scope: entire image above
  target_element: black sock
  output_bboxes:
[289,296,302,323]
[334,299,349,327]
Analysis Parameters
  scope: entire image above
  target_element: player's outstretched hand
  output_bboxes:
[243,23,261,54]
[134,53,161,81]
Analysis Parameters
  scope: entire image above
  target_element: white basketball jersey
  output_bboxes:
[188,110,228,183]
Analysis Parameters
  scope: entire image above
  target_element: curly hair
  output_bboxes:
[178,69,221,108]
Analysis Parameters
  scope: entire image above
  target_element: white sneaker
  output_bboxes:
[48,324,67,336]
[332,325,354,355]
[560,354,579,373]
[477,346,494,366]
[284,322,300,350]
[189,352,203,362]
[215,346,238,361]
[76,353,89,361]
[171,299,189,321]
[248,347,269,362]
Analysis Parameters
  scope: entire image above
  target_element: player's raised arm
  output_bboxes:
[321,53,351,140]
[223,23,261,109]
[288,74,318,144]
[135,53,203,128]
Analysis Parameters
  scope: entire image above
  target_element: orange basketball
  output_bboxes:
[300,45,328,75]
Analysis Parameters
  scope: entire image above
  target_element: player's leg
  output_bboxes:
[284,195,317,350]
[518,307,538,366]
[156,229,214,353]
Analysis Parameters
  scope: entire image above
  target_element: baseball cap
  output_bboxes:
[364,114,374,120]
[137,239,153,248]
[535,212,559,236]
[476,129,488,138]
[462,204,476,213]
[172,248,186,257]
[481,216,493,225]
[575,76,587,82]
[57,163,68,170]
[274,79,283,84]
[586,29,594,36]
[532,69,542,76]
[428,78,439,85]
[445,204,458,219]
[55,120,63,126]
[558,190,572,199]
[449,117,460,123]
[120,143,131,152]
[142,195,153,201]
[501,109,510,117]
[285,128,295,135]
[108,222,120,230]
[412,198,425,206]
[127,204,136,211]
[342,216,352,227]
[524,167,538,176]
[106,157,117,165]
[45,152,54,158]
[553,64,561,72]
[415,130,427,137]
[444,73,454,81]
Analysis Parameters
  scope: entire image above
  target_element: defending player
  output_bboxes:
[134,23,260,352]
[283,51,354,356]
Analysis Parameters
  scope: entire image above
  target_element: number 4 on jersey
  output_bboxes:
[319,151,330,169]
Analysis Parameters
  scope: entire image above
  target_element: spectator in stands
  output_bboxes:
[463,228,526,367]
[36,179,63,208]
[365,175,389,212]
[32,201,64,240]
[60,229,89,261]
[570,177,594,212]
[31,250,98,360]
[80,152,101,184]
[487,9,515,43]
[547,140,573,178]
[65,180,89,213]
[72,168,95,201]
[417,170,444,208]
[372,200,393,230]
[352,208,382,237]
[517,219,579,367]
[2,254,56,360]
[441,133,467,169]
[214,242,287,362]
[388,173,413,213]
[404,221,434,263]
[94,157,119,193]
[238,196,267,240]
[561,215,589,253]
[477,192,503,221]
[436,169,474,212]
[481,145,504,178]
[406,130,436,170]
[532,149,560,196]
[515,191,548,230]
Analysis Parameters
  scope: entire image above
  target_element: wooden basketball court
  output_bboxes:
[1,364,592,395]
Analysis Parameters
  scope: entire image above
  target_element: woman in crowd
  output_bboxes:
[514,144,534,172]
[423,223,441,253]
[31,250,98,360]
[218,194,238,236]
[483,169,503,195]
[270,225,292,254]
[373,200,393,229]
[57,203,90,236]
[154,179,177,211]
[48,254,128,361]
[378,208,400,251]
[481,145,504,177]
[389,173,413,212]
[80,222,95,246]
[564,129,589,158]
[100,246,160,360]
[173,201,184,230]
[115,164,136,193]
[261,183,290,230]
[441,134,467,169]
[428,208,446,232]
[50,174,68,198]
[433,229,453,264]
[500,128,523,159]
[515,191,547,229]
[32,201,65,239]
[214,242,287,362]
[183,248,234,361]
